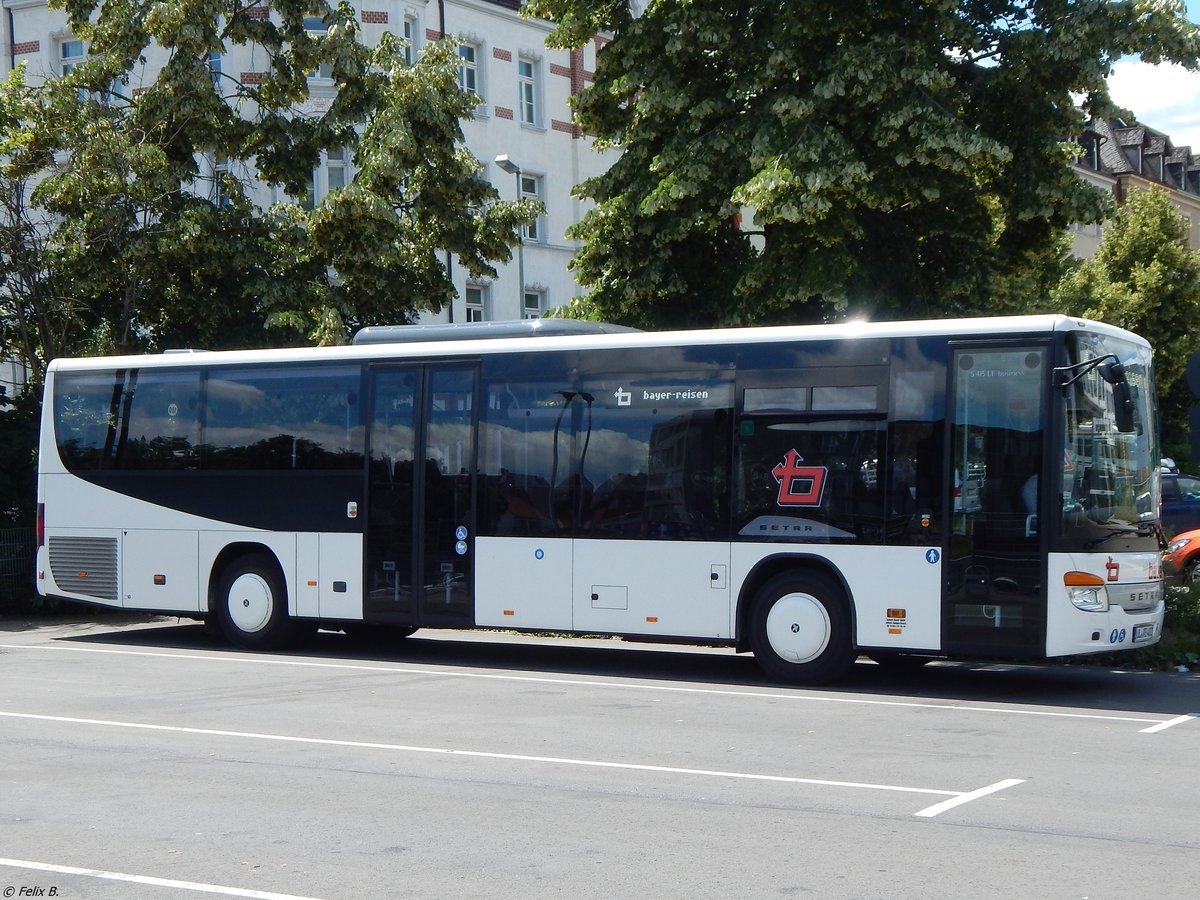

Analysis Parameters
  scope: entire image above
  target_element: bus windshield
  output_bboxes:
[1058,332,1159,551]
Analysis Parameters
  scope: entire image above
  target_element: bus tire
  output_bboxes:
[749,571,854,684]
[215,554,298,651]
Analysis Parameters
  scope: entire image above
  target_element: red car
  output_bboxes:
[1163,528,1200,585]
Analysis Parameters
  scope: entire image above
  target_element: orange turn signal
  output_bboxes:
[1064,571,1105,587]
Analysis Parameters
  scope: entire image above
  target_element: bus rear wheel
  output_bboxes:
[749,571,854,684]
[216,554,299,650]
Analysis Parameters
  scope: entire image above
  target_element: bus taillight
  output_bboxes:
[36,503,44,547]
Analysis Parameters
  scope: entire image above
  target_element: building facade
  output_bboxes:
[1073,118,1200,258]
[0,0,613,324]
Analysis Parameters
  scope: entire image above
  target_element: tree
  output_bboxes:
[0,0,537,379]
[1052,185,1200,459]
[526,0,1200,328]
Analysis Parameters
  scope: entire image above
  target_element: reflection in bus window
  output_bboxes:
[203,365,364,469]
[479,374,733,540]
[479,380,572,537]
[576,375,732,540]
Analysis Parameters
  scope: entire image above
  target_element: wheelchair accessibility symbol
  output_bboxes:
[925,549,940,564]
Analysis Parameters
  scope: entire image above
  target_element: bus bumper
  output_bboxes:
[1045,596,1164,657]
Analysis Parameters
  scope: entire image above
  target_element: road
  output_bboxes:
[1,615,1197,899]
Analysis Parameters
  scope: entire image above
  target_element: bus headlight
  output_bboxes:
[1065,571,1109,612]
[1069,586,1109,612]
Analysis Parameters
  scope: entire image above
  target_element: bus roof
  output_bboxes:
[45,314,1149,372]
[351,318,640,344]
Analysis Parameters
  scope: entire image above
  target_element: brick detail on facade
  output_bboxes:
[495,106,514,120]
[551,50,591,99]
[493,47,512,62]
[13,40,40,55]
[245,6,269,20]
[426,28,443,41]
[552,119,581,137]
[362,10,389,25]
[241,72,269,85]
[571,48,588,93]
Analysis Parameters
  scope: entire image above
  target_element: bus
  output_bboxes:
[35,315,1165,683]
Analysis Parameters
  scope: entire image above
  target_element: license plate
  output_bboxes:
[1132,623,1156,643]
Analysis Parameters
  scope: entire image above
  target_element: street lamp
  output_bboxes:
[494,154,525,318]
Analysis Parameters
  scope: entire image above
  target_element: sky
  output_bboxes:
[1105,2,1200,147]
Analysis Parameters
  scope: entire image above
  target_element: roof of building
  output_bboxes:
[1078,117,1200,195]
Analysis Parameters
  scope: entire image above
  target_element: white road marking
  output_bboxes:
[0,643,1177,728]
[2,711,1028,817]
[0,856,323,899]
[913,778,1026,818]
[1139,713,1196,733]
[0,709,956,798]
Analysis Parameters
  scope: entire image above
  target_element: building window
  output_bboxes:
[301,171,317,211]
[213,156,231,208]
[305,17,333,79]
[207,13,223,87]
[60,39,85,76]
[60,38,113,103]
[299,149,350,209]
[458,44,479,96]
[518,57,538,126]
[523,291,543,320]
[465,285,488,322]
[403,16,417,65]
[327,147,348,193]
[520,174,542,242]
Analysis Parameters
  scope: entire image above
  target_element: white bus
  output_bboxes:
[36,315,1165,683]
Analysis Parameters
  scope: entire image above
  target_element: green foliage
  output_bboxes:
[1052,186,1200,453]
[524,0,1200,327]
[0,390,37,525]
[1101,584,1200,671]
[1166,583,1200,634]
[0,0,536,377]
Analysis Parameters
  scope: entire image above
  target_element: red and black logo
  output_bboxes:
[771,450,827,507]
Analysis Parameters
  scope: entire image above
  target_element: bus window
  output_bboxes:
[203,365,364,469]
[119,369,203,469]
[54,372,124,470]
[736,370,888,543]
[479,379,572,537]
[575,374,732,540]
[53,369,203,470]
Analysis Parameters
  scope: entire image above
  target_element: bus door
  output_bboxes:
[943,344,1049,656]
[366,365,478,628]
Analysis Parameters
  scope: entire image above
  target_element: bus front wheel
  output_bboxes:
[216,554,299,650]
[749,572,854,684]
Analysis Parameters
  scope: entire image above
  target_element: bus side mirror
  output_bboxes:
[1100,362,1136,434]
[1112,380,1135,433]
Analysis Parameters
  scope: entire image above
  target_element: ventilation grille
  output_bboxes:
[48,536,119,601]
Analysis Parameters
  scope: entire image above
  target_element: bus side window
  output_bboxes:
[478,380,565,538]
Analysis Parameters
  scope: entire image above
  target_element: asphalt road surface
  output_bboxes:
[1,614,1197,899]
